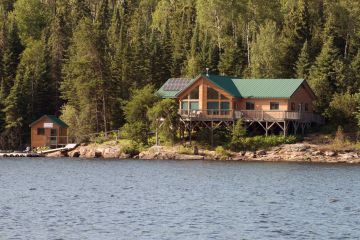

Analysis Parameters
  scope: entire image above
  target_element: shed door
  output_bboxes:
[50,129,57,146]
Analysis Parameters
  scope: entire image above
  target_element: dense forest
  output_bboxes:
[0,0,360,148]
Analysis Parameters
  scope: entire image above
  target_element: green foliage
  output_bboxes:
[295,41,311,79]
[327,92,360,125]
[231,135,299,151]
[13,0,50,43]
[308,38,340,113]
[120,141,142,157]
[147,98,179,144]
[215,146,232,160]
[178,145,193,155]
[250,20,284,78]
[231,119,246,140]
[0,0,360,149]
[123,85,159,123]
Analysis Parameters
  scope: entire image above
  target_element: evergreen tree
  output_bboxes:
[281,0,310,77]
[308,38,339,112]
[295,41,311,79]
[249,20,284,78]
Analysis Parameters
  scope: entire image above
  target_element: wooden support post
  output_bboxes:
[284,121,287,137]
[189,120,192,145]
[155,125,159,146]
[301,123,305,136]
[265,121,268,136]
[210,121,214,148]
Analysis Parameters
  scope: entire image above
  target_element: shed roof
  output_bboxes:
[29,115,69,128]
[158,74,310,99]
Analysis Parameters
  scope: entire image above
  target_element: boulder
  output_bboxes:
[102,147,121,158]
[68,150,80,158]
[324,151,336,157]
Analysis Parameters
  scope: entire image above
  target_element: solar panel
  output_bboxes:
[163,78,193,91]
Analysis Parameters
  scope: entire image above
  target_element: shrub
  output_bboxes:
[178,145,193,155]
[230,135,299,151]
[120,141,143,156]
[215,146,232,160]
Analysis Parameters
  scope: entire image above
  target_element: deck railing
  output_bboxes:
[179,109,324,124]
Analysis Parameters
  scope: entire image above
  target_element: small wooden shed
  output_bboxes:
[29,115,69,149]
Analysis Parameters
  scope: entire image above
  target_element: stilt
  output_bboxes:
[265,121,268,136]
[210,120,214,147]
[284,121,287,137]
[189,121,192,145]
[155,125,159,146]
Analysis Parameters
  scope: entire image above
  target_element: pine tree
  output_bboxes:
[295,41,311,79]
[281,0,311,77]
[308,38,339,112]
[3,39,49,148]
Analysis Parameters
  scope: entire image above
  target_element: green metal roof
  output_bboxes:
[29,115,69,128]
[47,115,69,128]
[158,74,307,99]
[206,75,305,98]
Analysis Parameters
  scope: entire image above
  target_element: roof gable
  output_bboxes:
[29,115,69,128]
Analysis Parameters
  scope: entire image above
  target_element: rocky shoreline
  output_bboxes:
[44,142,360,164]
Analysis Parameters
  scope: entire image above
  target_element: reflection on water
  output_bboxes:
[0,158,359,239]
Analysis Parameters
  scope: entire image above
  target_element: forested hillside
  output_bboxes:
[0,0,360,148]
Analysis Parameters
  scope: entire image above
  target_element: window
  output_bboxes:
[291,102,296,111]
[220,102,230,115]
[207,102,219,109]
[37,128,45,135]
[221,102,230,110]
[181,101,188,110]
[207,102,219,115]
[270,102,279,110]
[305,103,309,112]
[207,87,219,99]
[189,87,199,99]
[190,102,199,110]
[246,102,255,110]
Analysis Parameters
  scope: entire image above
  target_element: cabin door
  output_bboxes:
[50,129,58,147]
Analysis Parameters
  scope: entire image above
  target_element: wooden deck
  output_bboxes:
[179,110,324,124]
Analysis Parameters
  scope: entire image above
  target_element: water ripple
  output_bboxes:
[0,158,359,239]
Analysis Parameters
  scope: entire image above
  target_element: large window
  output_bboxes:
[246,102,255,110]
[270,102,279,110]
[207,102,219,115]
[181,86,199,114]
[190,102,199,110]
[220,102,230,115]
[189,87,199,99]
[207,87,219,99]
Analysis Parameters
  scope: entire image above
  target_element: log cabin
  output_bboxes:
[29,115,69,149]
[157,74,323,142]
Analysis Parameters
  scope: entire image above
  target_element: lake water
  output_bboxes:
[0,158,359,240]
